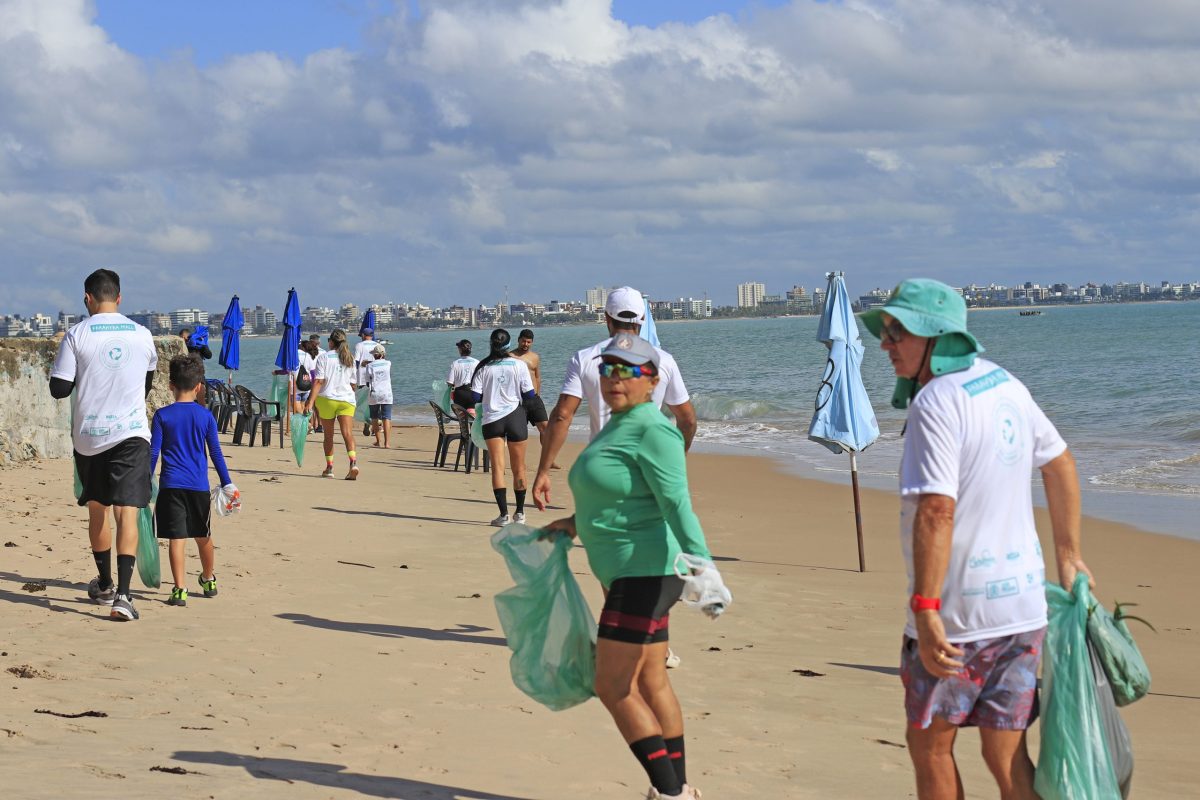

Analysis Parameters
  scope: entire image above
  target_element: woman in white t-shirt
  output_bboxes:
[303,329,360,480]
[469,329,536,526]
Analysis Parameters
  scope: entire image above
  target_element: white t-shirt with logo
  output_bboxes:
[353,340,376,385]
[366,359,393,405]
[51,313,158,456]
[470,358,533,425]
[447,356,479,388]
[560,337,690,439]
[899,358,1067,643]
[313,350,357,403]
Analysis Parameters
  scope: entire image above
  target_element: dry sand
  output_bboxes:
[1,425,1195,799]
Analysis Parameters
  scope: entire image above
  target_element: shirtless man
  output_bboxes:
[511,329,557,468]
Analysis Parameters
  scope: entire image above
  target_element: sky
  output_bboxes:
[2,0,1199,315]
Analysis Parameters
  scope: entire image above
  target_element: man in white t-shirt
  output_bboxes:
[860,279,1094,800]
[49,269,159,622]
[354,327,377,435]
[532,286,696,511]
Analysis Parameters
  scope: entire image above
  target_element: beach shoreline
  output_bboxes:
[1,426,1194,798]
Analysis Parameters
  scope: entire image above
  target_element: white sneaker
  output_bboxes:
[490,514,511,527]
[646,786,700,800]
[665,648,681,669]
[513,512,526,524]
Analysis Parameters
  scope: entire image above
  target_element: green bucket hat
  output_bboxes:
[859,278,984,408]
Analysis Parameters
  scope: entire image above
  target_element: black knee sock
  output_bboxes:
[630,735,682,795]
[116,554,135,597]
[493,488,508,516]
[514,490,526,515]
[93,549,113,588]
[664,735,686,786]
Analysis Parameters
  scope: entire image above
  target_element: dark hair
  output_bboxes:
[472,328,511,379]
[178,328,191,338]
[609,317,639,332]
[456,339,472,354]
[329,329,354,367]
[84,269,121,302]
[169,353,205,391]
[519,329,534,340]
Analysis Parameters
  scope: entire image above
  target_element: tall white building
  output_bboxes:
[251,305,276,332]
[585,286,609,311]
[737,282,766,308]
[169,308,208,329]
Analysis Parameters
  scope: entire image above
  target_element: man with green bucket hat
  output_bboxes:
[860,279,1096,800]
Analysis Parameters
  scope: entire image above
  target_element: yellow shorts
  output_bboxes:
[314,396,356,420]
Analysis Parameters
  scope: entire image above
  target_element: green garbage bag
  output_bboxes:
[271,373,291,409]
[471,410,485,451]
[136,480,161,589]
[353,386,371,422]
[1087,598,1152,707]
[290,413,310,467]
[432,380,453,415]
[69,396,83,500]
[1035,574,1123,800]
[490,524,596,711]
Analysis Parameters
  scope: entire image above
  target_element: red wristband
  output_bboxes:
[910,593,941,613]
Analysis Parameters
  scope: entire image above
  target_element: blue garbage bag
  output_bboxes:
[136,480,160,589]
[1035,574,1123,800]
[490,524,597,711]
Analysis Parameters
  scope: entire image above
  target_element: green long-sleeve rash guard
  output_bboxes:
[568,400,712,588]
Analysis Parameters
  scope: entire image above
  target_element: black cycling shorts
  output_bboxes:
[524,394,548,425]
[598,575,686,645]
[155,488,212,539]
[481,407,529,442]
[452,385,475,408]
[73,438,151,508]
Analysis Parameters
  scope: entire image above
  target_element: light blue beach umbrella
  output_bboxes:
[218,295,243,379]
[808,271,880,572]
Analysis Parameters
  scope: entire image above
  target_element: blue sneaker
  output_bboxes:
[110,594,139,621]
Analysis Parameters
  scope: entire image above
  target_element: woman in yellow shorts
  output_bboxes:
[304,328,360,479]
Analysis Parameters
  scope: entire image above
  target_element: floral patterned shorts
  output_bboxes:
[900,627,1045,730]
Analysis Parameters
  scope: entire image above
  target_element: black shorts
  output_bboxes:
[524,394,548,425]
[155,488,212,539]
[598,575,686,645]
[452,385,475,408]
[482,407,529,442]
[73,438,151,508]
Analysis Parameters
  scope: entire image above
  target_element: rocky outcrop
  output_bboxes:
[0,336,186,466]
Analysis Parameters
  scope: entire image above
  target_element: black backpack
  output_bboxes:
[295,364,313,392]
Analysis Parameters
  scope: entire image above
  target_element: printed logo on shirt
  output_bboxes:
[968,549,997,569]
[1006,550,1021,561]
[962,368,1010,397]
[985,577,1020,599]
[1025,569,1045,587]
[89,323,136,332]
[993,400,1023,466]
[100,338,130,371]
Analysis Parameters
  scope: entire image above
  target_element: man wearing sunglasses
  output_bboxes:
[532,286,696,512]
[860,278,1094,800]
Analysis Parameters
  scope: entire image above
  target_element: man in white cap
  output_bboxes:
[533,285,695,505]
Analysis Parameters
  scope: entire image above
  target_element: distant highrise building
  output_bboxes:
[585,286,609,311]
[169,308,208,330]
[737,282,766,308]
[250,305,276,332]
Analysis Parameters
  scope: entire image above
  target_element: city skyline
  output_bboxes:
[2,1,1200,312]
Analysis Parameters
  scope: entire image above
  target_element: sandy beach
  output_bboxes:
[1,425,1196,799]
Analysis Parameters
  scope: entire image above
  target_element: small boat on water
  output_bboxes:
[1018,310,1042,317]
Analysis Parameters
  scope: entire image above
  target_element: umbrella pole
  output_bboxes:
[850,452,866,572]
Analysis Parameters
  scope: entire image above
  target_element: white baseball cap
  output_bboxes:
[605,286,646,321]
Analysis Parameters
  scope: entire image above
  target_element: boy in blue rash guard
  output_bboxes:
[150,354,237,607]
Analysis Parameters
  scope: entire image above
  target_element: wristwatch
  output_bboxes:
[910,593,941,613]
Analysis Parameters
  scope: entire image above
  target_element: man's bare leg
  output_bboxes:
[906,717,965,800]
[979,728,1038,800]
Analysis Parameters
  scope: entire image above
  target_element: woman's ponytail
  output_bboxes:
[329,329,353,368]
[472,328,511,380]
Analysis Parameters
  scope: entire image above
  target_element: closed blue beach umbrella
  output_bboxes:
[360,308,377,337]
[218,295,243,376]
[808,271,880,571]
[275,288,301,373]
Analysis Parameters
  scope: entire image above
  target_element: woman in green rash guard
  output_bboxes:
[545,332,711,800]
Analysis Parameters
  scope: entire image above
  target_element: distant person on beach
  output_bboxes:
[179,327,212,360]
[511,328,555,464]
[49,269,157,621]
[447,339,479,409]
[532,286,696,510]
[304,329,360,480]
[366,345,393,448]
[150,354,236,607]
[469,329,536,525]
[294,339,317,414]
[307,334,325,433]
[355,327,377,436]
[861,278,1094,800]
[543,333,712,800]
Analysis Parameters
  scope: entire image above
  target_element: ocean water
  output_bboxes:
[215,302,1199,539]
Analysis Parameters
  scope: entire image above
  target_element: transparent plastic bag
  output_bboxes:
[674,553,733,619]
[271,373,290,408]
[1090,642,1134,798]
[490,524,597,711]
[353,386,371,422]
[210,483,242,517]
[1087,599,1152,707]
[290,413,309,467]
[1034,574,1123,800]
[136,479,160,589]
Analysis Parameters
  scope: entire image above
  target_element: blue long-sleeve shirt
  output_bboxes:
[150,402,232,491]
